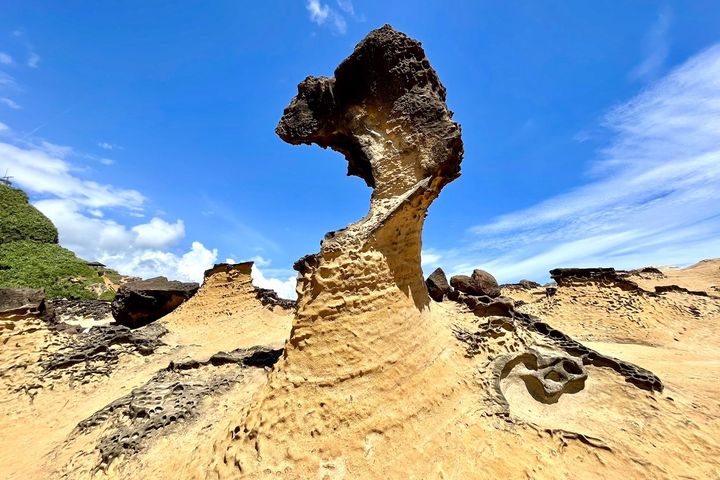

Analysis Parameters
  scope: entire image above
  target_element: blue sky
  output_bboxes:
[1,1,719,298]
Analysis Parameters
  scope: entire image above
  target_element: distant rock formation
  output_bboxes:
[111,277,199,328]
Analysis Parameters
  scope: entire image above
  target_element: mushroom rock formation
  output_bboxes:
[275,23,462,378]
[215,25,465,476]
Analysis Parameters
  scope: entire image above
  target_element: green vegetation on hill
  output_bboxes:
[0,240,108,299]
[0,184,118,299]
[0,184,59,244]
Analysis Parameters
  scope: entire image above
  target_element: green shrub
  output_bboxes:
[0,184,59,244]
[0,240,101,299]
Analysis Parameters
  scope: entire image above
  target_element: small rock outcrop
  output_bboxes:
[111,277,199,328]
[426,267,451,301]
[450,268,501,297]
[549,267,639,291]
[0,287,45,317]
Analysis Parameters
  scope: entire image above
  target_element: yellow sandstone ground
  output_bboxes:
[0,260,718,479]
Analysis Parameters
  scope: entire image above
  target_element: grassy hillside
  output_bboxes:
[0,184,117,299]
[0,184,59,244]
[0,240,113,299]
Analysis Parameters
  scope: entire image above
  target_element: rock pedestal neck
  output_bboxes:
[217,25,464,476]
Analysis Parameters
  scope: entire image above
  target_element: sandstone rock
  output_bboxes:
[111,277,199,328]
[219,24,465,473]
[450,269,500,297]
[0,287,45,317]
[204,262,297,309]
[426,267,450,301]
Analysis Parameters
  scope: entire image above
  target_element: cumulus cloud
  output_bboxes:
[0,134,219,283]
[428,42,720,283]
[224,256,297,299]
[132,218,185,249]
[306,0,348,34]
[0,53,12,65]
[101,241,218,283]
[1,97,21,109]
[251,263,297,300]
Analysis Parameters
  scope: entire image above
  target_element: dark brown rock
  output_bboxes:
[450,275,472,294]
[276,24,462,193]
[111,277,199,329]
[518,279,541,289]
[450,269,500,298]
[470,269,501,297]
[548,267,640,291]
[0,287,45,317]
[426,267,450,302]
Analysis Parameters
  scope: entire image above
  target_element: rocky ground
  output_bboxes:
[0,258,718,479]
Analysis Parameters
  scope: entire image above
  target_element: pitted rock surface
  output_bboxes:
[74,345,284,470]
[41,323,167,382]
[49,299,111,322]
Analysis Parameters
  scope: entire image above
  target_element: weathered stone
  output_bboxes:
[0,287,45,317]
[426,267,450,301]
[111,277,199,328]
[450,269,500,297]
[549,267,640,291]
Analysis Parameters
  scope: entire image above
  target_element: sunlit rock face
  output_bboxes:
[276,23,463,380]
[216,25,466,477]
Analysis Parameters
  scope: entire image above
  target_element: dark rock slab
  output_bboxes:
[0,287,45,317]
[450,269,501,298]
[111,276,199,328]
[549,267,640,291]
[426,267,451,302]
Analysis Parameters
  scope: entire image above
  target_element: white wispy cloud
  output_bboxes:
[336,0,354,15]
[428,42,720,283]
[98,141,121,150]
[0,72,17,88]
[27,52,40,69]
[0,140,144,210]
[0,53,13,65]
[1,97,21,109]
[630,7,672,82]
[306,0,349,34]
